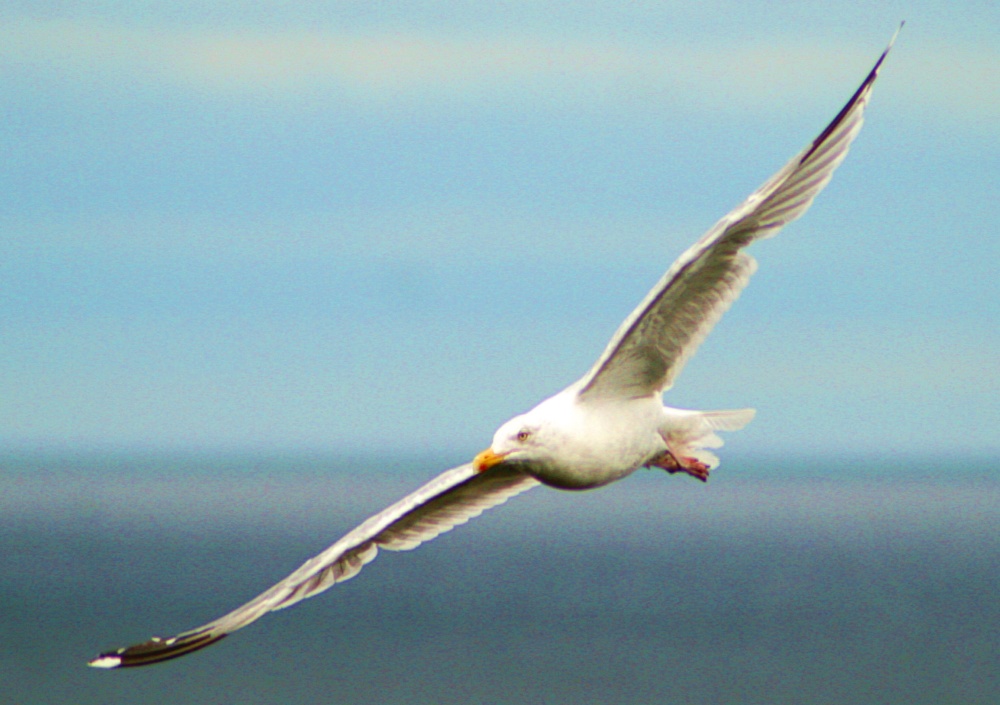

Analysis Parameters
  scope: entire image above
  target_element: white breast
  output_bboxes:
[525,392,667,490]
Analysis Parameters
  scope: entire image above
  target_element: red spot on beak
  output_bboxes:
[473,448,506,472]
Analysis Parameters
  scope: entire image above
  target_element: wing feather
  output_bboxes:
[577,29,898,400]
[88,463,538,668]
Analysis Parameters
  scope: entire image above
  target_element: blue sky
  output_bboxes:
[2,1,997,460]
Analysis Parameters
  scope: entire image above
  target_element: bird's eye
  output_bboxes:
[516,430,531,443]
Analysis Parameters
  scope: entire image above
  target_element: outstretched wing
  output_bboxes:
[89,463,538,668]
[577,28,899,400]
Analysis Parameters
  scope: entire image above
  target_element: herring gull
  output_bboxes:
[89,28,899,668]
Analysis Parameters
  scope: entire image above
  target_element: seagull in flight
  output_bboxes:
[90,28,900,668]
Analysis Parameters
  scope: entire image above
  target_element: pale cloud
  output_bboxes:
[3,18,997,125]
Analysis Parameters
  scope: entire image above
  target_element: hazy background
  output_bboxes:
[1,2,998,704]
[2,0,997,457]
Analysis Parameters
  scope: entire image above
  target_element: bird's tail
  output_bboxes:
[659,407,755,469]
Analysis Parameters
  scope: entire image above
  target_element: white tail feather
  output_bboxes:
[660,407,755,469]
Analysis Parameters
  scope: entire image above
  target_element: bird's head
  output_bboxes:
[473,413,546,472]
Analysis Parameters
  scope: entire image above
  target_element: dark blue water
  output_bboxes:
[2,452,997,704]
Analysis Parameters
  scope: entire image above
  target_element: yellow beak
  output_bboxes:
[473,447,507,472]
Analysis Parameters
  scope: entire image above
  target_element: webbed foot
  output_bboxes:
[649,451,710,482]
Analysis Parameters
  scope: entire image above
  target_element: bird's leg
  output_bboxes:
[648,450,711,482]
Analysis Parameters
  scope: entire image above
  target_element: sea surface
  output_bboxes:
[2,451,997,705]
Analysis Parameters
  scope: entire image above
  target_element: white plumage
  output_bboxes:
[89,28,899,668]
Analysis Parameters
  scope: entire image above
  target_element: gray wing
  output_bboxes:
[577,29,899,400]
[88,463,538,668]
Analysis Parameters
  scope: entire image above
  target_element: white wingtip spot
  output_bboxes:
[88,655,122,669]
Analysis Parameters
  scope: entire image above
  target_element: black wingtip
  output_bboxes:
[88,632,227,669]
[798,25,902,165]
